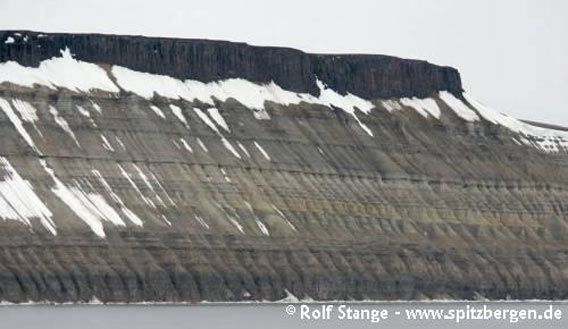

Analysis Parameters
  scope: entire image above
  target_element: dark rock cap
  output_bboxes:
[0,30,462,99]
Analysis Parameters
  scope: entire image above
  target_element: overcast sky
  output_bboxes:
[1,0,566,125]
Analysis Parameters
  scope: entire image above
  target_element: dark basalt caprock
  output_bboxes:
[0,30,462,98]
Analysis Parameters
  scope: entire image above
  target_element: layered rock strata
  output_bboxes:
[0,31,568,303]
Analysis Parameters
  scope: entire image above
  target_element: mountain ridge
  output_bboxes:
[1,31,568,303]
[0,30,462,99]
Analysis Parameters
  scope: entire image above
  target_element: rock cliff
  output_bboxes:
[0,31,461,99]
[1,31,568,303]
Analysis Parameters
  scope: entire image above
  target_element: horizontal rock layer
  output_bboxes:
[0,31,462,99]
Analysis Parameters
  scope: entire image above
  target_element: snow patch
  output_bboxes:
[112,65,188,99]
[100,134,114,152]
[228,216,245,234]
[256,219,270,236]
[208,108,230,132]
[169,104,189,128]
[91,170,143,226]
[400,97,441,119]
[220,168,231,183]
[237,142,251,158]
[221,138,241,158]
[381,100,403,112]
[110,67,375,135]
[172,139,181,149]
[161,215,172,226]
[49,106,80,146]
[132,164,166,207]
[11,99,43,136]
[11,99,38,122]
[0,48,119,93]
[271,204,297,231]
[0,157,56,234]
[315,80,374,136]
[194,215,210,229]
[180,138,193,153]
[115,136,126,150]
[197,138,208,152]
[149,105,165,119]
[438,91,479,121]
[193,108,240,158]
[148,171,176,207]
[463,93,568,153]
[91,102,102,114]
[117,164,156,209]
[254,141,271,161]
[91,169,134,226]
[0,97,40,153]
[76,105,90,117]
[40,160,125,238]
[193,107,219,133]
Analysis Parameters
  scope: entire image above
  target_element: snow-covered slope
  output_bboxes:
[2,46,566,153]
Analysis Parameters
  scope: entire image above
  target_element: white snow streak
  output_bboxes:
[194,215,210,229]
[91,102,102,114]
[237,142,251,158]
[438,91,479,121]
[193,107,219,133]
[256,220,270,236]
[464,93,568,153]
[400,97,441,119]
[49,106,80,146]
[115,136,126,150]
[0,97,40,153]
[149,105,165,119]
[381,99,403,112]
[41,160,123,238]
[179,138,193,153]
[254,141,271,161]
[148,171,176,206]
[221,138,241,159]
[100,134,114,152]
[193,108,240,158]
[207,108,230,132]
[77,105,90,117]
[229,216,245,234]
[220,168,231,183]
[271,204,297,231]
[11,99,43,137]
[169,104,189,128]
[91,170,143,226]
[0,157,56,234]
[132,164,166,207]
[117,164,156,209]
[197,138,208,152]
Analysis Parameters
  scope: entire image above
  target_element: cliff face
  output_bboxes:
[0,31,462,99]
[1,31,568,303]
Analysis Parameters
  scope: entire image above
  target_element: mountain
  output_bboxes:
[1,31,568,303]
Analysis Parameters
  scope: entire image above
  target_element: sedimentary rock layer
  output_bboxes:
[1,31,568,303]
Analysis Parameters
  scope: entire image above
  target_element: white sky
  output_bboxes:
[1,0,567,125]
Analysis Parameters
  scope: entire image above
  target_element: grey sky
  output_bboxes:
[1,0,566,125]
